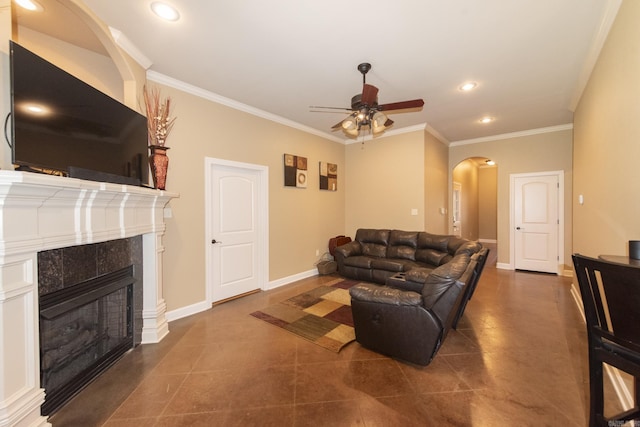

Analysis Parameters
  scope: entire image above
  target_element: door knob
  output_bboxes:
[211,239,222,244]
[516,227,521,230]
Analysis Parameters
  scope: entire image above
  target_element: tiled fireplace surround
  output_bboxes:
[0,171,177,427]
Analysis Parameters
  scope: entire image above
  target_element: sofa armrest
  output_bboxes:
[334,241,362,258]
[349,283,422,306]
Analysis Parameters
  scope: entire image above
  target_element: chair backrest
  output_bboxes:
[572,254,640,352]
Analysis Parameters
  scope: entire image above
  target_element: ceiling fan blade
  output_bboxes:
[379,99,425,111]
[361,84,379,106]
[331,120,345,130]
[309,106,353,111]
[384,118,394,127]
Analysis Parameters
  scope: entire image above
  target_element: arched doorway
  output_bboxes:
[451,157,497,245]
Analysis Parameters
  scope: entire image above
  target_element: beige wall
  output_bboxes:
[450,128,573,268]
[424,130,449,234]
[573,0,640,258]
[452,159,480,240]
[159,85,345,310]
[344,131,425,236]
[478,166,498,241]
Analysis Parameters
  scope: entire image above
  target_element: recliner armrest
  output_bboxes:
[334,241,362,258]
[349,283,422,306]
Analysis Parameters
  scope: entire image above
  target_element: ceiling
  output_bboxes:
[16,0,618,144]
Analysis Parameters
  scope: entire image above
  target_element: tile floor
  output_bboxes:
[49,247,623,426]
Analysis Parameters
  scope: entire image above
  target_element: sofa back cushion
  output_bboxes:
[421,253,470,309]
[355,229,390,258]
[454,240,482,256]
[387,230,418,260]
[417,233,450,252]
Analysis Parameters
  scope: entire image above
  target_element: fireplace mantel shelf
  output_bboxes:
[0,171,179,427]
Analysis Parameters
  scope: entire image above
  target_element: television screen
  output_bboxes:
[9,41,149,185]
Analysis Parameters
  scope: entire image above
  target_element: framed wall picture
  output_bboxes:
[284,153,307,188]
[319,161,337,191]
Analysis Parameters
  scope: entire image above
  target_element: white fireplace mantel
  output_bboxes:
[0,171,178,427]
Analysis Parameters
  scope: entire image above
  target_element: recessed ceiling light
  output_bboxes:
[459,82,477,92]
[479,116,494,124]
[150,2,180,21]
[485,160,496,166]
[15,0,44,12]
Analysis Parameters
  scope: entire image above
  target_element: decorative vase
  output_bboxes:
[149,145,170,190]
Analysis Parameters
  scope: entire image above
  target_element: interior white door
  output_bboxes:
[514,174,559,273]
[210,164,261,302]
[452,182,462,237]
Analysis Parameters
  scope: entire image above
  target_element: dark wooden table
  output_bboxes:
[598,254,640,268]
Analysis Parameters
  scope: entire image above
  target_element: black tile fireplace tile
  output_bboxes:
[63,244,98,286]
[38,248,63,296]
[98,238,132,274]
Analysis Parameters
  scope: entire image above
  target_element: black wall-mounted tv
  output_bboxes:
[9,41,149,186]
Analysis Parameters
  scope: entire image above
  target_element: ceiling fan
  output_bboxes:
[311,63,425,137]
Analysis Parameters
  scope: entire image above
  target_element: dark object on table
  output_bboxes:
[572,254,640,427]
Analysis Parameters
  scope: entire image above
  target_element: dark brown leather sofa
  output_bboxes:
[334,228,481,286]
[335,229,488,366]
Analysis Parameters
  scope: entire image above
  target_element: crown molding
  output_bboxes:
[147,70,345,143]
[449,123,573,147]
[109,26,153,70]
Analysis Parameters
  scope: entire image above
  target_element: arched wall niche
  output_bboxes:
[11,0,144,110]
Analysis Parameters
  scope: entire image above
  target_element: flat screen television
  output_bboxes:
[9,41,149,186]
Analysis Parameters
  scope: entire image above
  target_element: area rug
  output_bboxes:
[250,278,359,352]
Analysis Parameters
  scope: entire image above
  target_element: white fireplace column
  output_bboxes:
[0,171,178,427]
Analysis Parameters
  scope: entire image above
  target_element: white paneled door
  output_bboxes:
[206,159,268,303]
[513,173,560,274]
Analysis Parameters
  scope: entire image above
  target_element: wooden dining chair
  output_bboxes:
[572,254,640,427]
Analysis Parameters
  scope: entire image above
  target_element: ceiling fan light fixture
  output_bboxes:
[342,117,357,131]
[372,111,388,133]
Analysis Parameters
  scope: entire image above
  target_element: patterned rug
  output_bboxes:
[250,278,358,352]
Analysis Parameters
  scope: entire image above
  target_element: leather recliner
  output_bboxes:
[349,252,478,366]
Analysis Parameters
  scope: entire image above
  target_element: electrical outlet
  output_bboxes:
[315,249,320,256]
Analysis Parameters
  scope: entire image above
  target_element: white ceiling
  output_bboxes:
[19,0,619,143]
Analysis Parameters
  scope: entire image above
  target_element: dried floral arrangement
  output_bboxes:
[143,85,176,147]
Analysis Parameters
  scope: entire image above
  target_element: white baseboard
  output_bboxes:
[496,262,513,270]
[164,269,319,322]
[570,283,632,410]
[165,300,211,322]
[266,268,318,290]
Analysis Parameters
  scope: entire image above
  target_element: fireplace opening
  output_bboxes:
[39,266,135,415]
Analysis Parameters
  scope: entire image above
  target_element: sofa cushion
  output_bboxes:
[387,230,418,260]
[422,253,470,308]
[418,233,450,253]
[455,240,482,256]
[415,248,448,266]
[356,229,390,258]
[356,229,390,245]
[371,258,406,272]
[387,245,416,261]
[344,256,375,269]
[405,267,432,284]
